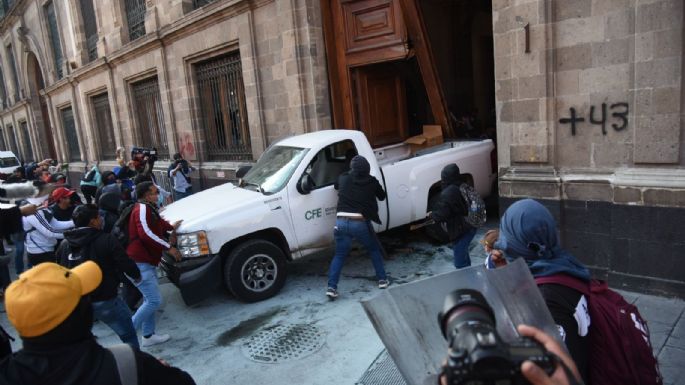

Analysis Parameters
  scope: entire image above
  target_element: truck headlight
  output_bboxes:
[177,231,210,258]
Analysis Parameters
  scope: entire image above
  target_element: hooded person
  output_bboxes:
[0,261,196,385]
[98,192,122,233]
[494,199,591,383]
[429,163,478,268]
[325,155,389,300]
[55,204,142,349]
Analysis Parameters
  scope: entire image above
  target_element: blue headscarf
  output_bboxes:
[494,199,590,281]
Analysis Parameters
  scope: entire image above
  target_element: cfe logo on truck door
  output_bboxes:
[305,208,322,220]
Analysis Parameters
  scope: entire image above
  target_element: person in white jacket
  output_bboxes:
[22,195,74,267]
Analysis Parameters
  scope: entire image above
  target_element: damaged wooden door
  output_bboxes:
[322,0,452,146]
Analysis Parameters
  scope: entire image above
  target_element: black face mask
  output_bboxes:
[21,297,94,350]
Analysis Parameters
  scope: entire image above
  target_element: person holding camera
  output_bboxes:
[168,153,194,201]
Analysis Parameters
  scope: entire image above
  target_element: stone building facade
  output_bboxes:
[0,0,330,189]
[493,0,685,296]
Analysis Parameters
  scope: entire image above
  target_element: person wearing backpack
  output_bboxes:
[127,182,182,347]
[1,261,196,385]
[55,204,142,349]
[80,162,102,204]
[428,164,482,268]
[494,199,663,385]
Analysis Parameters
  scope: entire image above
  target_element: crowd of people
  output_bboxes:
[0,150,196,384]
[0,149,660,385]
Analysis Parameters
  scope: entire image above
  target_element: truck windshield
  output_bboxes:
[0,157,19,167]
[242,145,309,194]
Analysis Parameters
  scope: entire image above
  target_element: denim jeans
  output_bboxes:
[11,232,24,274]
[131,263,162,337]
[452,227,478,269]
[327,218,387,289]
[92,296,140,349]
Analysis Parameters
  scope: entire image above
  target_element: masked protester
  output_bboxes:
[325,155,389,300]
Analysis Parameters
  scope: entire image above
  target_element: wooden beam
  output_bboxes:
[397,0,454,138]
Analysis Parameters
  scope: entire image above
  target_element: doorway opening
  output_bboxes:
[26,52,57,160]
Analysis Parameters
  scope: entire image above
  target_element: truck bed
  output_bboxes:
[372,140,490,167]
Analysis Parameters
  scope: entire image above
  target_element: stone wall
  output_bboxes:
[493,0,685,296]
[0,0,331,189]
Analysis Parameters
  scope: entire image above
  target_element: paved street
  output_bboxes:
[2,223,684,385]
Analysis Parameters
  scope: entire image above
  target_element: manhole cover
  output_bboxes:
[241,323,325,363]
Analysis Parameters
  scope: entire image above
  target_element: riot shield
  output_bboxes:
[361,258,561,385]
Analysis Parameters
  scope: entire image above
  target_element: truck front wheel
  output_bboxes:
[224,239,287,302]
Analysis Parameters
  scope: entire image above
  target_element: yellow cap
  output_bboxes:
[5,261,102,337]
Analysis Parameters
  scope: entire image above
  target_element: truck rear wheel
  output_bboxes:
[224,239,287,302]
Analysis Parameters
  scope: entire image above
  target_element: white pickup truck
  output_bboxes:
[160,130,495,305]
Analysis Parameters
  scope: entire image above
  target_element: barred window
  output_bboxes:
[193,0,217,9]
[61,107,81,161]
[6,125,18,156]
[80,0,98,62]
[45,1,63,79]
[125,0,146,41]
[131,77,168,158]
[19,121,33,162]
[0,127,5,150]
[7,44,19,102]
[91,93,117,160]
[195,52,251,161]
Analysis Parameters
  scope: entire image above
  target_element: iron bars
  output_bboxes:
[131,77,169,158]
[125,0,146,41]
[92,93,117,160]
[195,52,252,161]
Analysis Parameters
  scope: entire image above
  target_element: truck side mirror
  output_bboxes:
[298,173,314,195]
[236,165,252,179]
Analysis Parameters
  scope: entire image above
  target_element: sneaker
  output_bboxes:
[326,287,338,300]
[142,333,170,347]
[378,280,390,289]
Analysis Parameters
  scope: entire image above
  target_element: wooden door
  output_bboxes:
[354,63,407,146]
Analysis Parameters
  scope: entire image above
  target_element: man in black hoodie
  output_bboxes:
[55,204,142,348]
[326,155,388,299]
[429,164,477,268]
[1,261,196,385]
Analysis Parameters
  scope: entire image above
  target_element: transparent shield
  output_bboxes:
[361,258,561,385]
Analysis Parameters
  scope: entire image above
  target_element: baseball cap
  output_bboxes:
[51,187,75,201]
[5,261,102,337]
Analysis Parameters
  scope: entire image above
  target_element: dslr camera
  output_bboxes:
[131,147,158,162]
[438,289,556,385]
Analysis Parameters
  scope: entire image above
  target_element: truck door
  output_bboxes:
[287,140,358,252]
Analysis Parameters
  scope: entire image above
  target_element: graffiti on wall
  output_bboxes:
[559,102,629,136]
[178,132,196,160]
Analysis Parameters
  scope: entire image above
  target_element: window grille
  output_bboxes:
[19,121,33,162]
[131,77,168,158]
[125,0,146,41]
[6,125,18,156]
[195,52,251,161]
[7,45,19,102]
[193,0,217,9]
[92,93,117,160]
[61,107,80,161]
[45,1,63,79]
[0,128,6,150]
[80,0,98,61]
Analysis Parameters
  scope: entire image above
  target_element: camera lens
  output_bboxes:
[438,289,496,340]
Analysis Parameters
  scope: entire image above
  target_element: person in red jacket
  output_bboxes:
[127,181,182,347]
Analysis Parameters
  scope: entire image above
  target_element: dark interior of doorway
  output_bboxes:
[420,0,496,141]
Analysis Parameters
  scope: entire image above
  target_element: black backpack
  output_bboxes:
[82,169,96,182]
[112,203,136,248]
[59,242,91,269]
